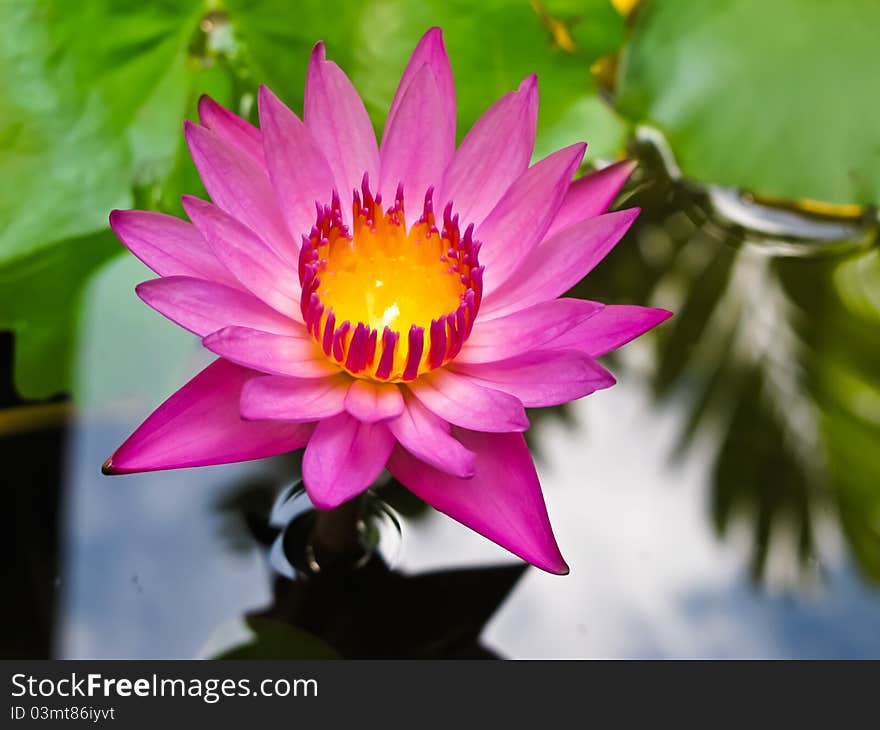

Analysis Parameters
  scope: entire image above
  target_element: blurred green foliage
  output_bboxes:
[575,149,880,584]
[617,0,880,206]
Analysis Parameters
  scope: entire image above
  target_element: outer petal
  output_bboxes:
[408,369,528,433]
[302,413,395,509]
[240,373,350,421]
[388,430,568,574]
[457,298,604,364]
[258,85,338,239]
[481,208,640,319]
[182,196,300,316]
[379,64,452,205]
[103,359,312,474]
[344,380,405,423]
[136,276,300,338]
[438,75,538,228]
[451,349,615,408]
[109,209,238,287]
[546,304,673,357]
[198,95,265,167]
[203,326,340,378]
[387,394,476,478]
[546,159,636,239]
[305,42,379,202]
[184,120,294,264]
[477,143,585,295]
[383,27,455,152]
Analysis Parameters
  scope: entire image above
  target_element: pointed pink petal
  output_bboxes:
[481,208,640,318]
[478,143,585,295]
[198,95,265,168]
[344,380,404,423]
[546,160,637,239]
[408,369,528,433]
[548,304,673,357]
[457,298,604,364]
[103,359,312,474]
[302,413,395,509]
[182,196,300,316]
[451,349,615,407]
[240,373,350,421]
[258,85,338,239]
[387,394,476,478]
[203,326,339,378]
[379,64,453,205]
[388,430,568,574]
[438,75,538,227]
[136,276,301,337]
[184,120,295,264]
[109,209,238,287]
[384,28,455,151]
[305,42,379,202]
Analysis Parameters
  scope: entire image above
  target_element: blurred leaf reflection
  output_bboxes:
[216,486,526,658]
[575,144,880,584]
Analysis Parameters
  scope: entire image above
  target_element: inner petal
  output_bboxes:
[299,176,483,382]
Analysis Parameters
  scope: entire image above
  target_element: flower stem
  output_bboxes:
[308,493,367,569]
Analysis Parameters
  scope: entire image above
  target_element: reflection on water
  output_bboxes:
[4,145,879,658]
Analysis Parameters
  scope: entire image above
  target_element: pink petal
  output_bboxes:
[203,326,339,378]
[451,349,615,407]
[546,160,637,239]
[240,373,350,421]
[136,276,301,337]
[198,95,265,168]
[344,380,404,423]
[438,75,538,228]
[408,369,528,433]
[481,208,640,319]
[478,143,586,296]
[258,85,338,239]
[109,209,238,287]
[388,430,568,574]
[302,413,395,509]
[182,196,300,317]
[384,27,455,154]
[184,120,295,264]
[305,42,379,203]
[547,304,673,357]
[379,64,453,205]
[387,394,476,478]
[457,298,604,364]
[103,359,312,474]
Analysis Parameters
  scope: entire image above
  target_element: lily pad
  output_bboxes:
[226,0,628,160]
[616,0,880,206]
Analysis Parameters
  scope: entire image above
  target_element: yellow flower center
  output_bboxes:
[299,179,483,382]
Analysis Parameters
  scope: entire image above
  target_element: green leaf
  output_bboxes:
[616,0,880,205]
[215,617,339,659]
[0,230,119,398]
[0,0,210,398]
[226,0,628,160]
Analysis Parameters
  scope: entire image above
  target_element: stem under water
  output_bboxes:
[307,493,367,571]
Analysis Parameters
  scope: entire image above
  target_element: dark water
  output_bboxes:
[5,142,880,659]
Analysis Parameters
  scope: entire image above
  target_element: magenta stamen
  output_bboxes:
[402,325,425,381]
[375,327,399,380]
[332,321,350,362]
[428,318,447,370]
[322,309,336,356]
[345,323,369,373]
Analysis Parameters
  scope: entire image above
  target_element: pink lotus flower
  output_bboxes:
[104,28,670,574]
